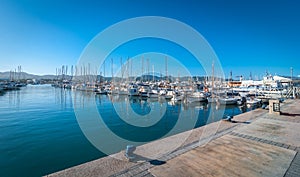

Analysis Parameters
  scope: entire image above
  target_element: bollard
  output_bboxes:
[269,100,280,115]
[125,145,136,161]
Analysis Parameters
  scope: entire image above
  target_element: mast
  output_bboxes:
[88,63,90,84]
[165,56,168,83]
[141,56,144,82]
[61,65,65,80]
[147,58,150,82]
[120,57,123,81]
[56,68,58,81]
[212,61,214,98]
[66,65,68,81]
[111,58,114,83]
[75,66,78,79]
[71,65,73,80]
[80,66,83,83]
[152,65,154,82]
[130,58,133,81]
[103,60,106,83]
[126,57,129,82]
[83,64,86,84]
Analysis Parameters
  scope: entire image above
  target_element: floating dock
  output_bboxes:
[47,99,300,177]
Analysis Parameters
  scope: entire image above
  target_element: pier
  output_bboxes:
[47,99,300,177]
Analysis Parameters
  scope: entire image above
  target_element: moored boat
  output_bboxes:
[186,92,207,103]
[218,97,238,105]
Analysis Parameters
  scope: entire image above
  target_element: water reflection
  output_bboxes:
[7,89,21,111]
[0,85,262,177]
[58,88,256,147]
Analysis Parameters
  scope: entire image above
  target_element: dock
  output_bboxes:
[47,99,300,177]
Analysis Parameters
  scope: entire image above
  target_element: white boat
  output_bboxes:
[218,97,238,105]
[104,85,112,94]
[165,89,176,99]
[128,84,139,96]
[171,95,183,102]
[147,89,159,98]
[159,89,167,96]
[118,87,128,95]
[257,88,287,98]
[95,87,107,94]
[118,83,129,95]
[246,98,262,107]
[187,92,207,103]
[139,85,150,97]
[111,89,119,95]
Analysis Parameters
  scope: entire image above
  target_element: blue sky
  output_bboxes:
[0,0,299,79]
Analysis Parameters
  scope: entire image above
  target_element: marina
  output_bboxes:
[2,1,300,176]
[0,75,299,177]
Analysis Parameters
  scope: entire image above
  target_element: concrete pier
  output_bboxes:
[47,99,300,177]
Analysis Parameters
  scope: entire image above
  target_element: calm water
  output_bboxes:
[0,85,251,177]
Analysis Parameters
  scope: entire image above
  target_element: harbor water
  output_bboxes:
[0,85,255,177]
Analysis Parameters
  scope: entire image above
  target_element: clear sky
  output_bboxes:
[0,0,299,79]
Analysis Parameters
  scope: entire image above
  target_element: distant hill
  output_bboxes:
[2,71,297,82]
[0,72,56,80]
[0,71,202,81]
